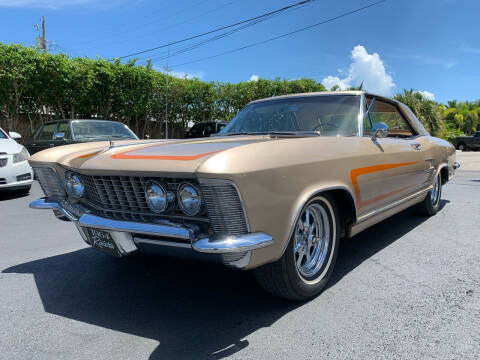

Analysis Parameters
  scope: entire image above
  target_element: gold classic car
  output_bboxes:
[29,91,459,300]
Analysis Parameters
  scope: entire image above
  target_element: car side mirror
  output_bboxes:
[371,122,389,141]
[55,132,65,140]
[9,131,21,140]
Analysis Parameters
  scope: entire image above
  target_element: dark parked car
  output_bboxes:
[453,131,480,151]
[24,119,138,154]
[184,121,227,138]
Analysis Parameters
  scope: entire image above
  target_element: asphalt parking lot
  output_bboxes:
[1,152,479,360]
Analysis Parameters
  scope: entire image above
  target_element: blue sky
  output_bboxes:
[0,0,478,103]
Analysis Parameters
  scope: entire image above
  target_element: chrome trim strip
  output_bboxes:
[78,213,193,239]
[193,233,273,253]
[357,186,432,223]
[134,237,191,248]
[358,94,366,137]
[30,198,78,221]
[29,198,273,255]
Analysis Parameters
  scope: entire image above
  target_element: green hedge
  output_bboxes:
[1,42,477,140]
[0,43,326,138]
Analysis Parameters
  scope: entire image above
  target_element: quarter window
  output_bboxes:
[364,98,414,138]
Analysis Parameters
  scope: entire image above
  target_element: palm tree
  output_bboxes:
[394,89,441,136]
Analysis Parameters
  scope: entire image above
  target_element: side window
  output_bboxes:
[38,123,57,140]
[364,98,414,138]
[217,123,226,132]
[56,122,71,139]
[474,132,480,138]
[189,124,201,136]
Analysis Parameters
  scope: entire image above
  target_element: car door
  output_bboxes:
[474,132,480,149]
[30,122,58,153]
[355,97,428,216]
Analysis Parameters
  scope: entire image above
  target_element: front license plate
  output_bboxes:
[86,228,121,257]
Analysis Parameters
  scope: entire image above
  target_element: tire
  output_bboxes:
[254,194,340,301]
[414,172,442,216]
[457,143,466,151]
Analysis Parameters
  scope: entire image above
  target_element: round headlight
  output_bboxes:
[178,182,203,216]
[145,181,168,213]
[65,172,84,198]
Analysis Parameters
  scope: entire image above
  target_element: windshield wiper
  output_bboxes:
[222,131,320,137]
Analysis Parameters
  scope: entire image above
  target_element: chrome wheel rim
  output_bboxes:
[294,203,331,279]
[430,174,440,205]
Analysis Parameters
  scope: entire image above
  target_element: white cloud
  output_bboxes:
[249,74,259,82]
[321,76,349,91]
[322,45,395,96]
[170,71,205,80]
[417,90,435,101]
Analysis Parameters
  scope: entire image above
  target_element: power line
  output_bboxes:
[170,0,386,68]
[115,0,314,60]
[74,0,207,48]
[78,0,238,54]
[137,2,309,65]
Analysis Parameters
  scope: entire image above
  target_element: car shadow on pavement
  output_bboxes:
[329,199,449,289]
[2,200,449,359]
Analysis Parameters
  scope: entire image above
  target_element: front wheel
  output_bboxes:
[254,194,340,300]
[457,143,466,151]
[414,173,442,216]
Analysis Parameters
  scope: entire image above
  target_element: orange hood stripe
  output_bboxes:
[111,149,221,161]
[350,161,419,208]
[76,150,102,159]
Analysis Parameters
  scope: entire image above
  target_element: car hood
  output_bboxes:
[0,138,23,155]
[29,136,273,175]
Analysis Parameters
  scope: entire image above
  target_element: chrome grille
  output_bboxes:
[82,175,149,212]
[200,179,249,235]
[80,175,200,218]
[0,158,7,167]
[33,167,65,198]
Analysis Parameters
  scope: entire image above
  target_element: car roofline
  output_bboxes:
[247,91,404,107]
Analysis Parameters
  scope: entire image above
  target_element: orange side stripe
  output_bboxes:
[111,150,221,161]
[350,161,419,208]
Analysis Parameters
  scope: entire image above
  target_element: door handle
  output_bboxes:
[411,143,421,151]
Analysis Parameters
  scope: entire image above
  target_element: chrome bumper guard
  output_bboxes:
[30,198,273,269]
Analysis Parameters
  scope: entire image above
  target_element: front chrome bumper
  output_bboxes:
[30,198,273,269]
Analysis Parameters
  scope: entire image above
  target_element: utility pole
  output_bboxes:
[41,16,46,53]
[164,46,170,139]
[34,16,47,53]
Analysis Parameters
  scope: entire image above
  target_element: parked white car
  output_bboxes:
[0,128,33,192]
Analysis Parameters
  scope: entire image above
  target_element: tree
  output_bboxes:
[394,89,441,136]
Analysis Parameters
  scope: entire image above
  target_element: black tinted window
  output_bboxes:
[56,122,71,139]
[38,123,57,140]
[189,124,203,136]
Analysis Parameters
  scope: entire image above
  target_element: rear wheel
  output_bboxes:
[254,194,340,300]
[457,143,466,151]
[414,173,442,216]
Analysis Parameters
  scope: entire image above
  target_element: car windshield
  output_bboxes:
[219,95,361,136]
[72,121,137,139]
